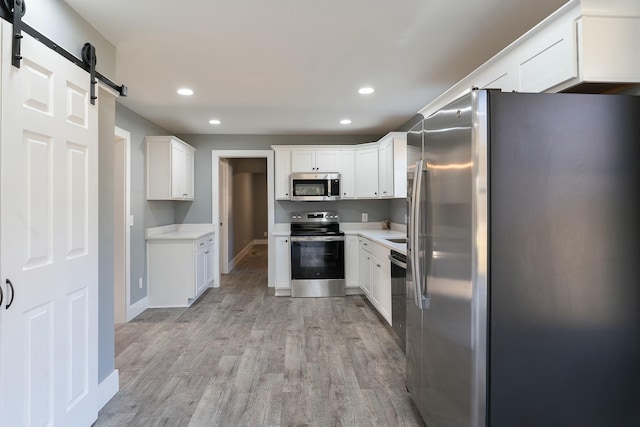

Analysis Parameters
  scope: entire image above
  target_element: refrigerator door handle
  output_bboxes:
[411,160,430,310]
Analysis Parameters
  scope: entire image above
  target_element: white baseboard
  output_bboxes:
[346,286,364,296]
[253,239,268,245]
[275,287,291,296]
[128,296,148,321]
[228,241,255,271]
[96,369,119,411]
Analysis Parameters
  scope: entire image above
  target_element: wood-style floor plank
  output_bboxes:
[93,244,425,427]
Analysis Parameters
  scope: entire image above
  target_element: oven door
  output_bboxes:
[290,235,345,280]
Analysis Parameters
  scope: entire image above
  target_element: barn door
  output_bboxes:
[1,20,99,427]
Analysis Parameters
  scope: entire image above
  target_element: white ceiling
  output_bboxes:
[64,0,569,135]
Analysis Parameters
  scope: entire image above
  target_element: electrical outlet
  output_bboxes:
[362,212,368,222]
[138,277,143,289]
[263,231,267,237]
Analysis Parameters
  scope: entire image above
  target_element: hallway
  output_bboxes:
[94,244,425,426]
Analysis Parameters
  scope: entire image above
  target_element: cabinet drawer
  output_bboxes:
[195,235,209,251]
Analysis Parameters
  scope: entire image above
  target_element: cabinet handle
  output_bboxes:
[376,264,381,268]
[205,251,210,254]
[0,283,3,307]
[200,243,205,246]
[5,278,15,310]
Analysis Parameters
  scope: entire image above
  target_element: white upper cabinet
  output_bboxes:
[274,150,292,200]
[147,136,195,201]
[341,149,356,199]
[377,132,407,199]
[291,150,342,173]
[355,146,379,198]
[420,1,640,118]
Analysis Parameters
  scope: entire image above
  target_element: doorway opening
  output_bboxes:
[114,126,131,323]
[212,150,275,288]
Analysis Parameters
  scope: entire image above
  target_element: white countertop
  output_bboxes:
[344,229,407,255]
[146,223,214,240]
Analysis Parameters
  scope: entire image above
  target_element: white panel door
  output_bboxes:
[1,22,99,427]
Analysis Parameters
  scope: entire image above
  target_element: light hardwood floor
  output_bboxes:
[94,244,425,427]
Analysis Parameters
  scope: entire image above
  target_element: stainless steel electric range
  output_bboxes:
[290,211,345,297]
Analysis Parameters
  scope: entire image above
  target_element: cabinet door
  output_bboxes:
[183,147,195,200]
[315,151,341,172]
[358,241,372,297]
[274,236,290,289]
[171,143,185,199]
[341,150,355,199]
[195,249,207,296]
[378,141,393,198]
[205,238,215,285]
[274,150,292,199]
[355,148,379,198]
[291,151,315,172]
[345,235,359,288]
[371,255,391,325]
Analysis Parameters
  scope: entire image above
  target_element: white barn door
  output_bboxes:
[1,21,99,427]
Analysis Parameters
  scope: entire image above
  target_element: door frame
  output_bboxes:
[114,126,132,322]
[212,150,274,287]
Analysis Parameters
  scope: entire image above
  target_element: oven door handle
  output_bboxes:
[388,254,407,269]
[290,235,345,242]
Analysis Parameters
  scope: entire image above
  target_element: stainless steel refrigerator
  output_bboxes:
[406,89,640,427]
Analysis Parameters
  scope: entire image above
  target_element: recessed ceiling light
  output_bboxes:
[358,87,374,95]
[209,119,221,125]
[177,88,194,96]
[340,119,352,125]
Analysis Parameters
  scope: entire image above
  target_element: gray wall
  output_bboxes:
[23,0,116,79]
[174,134,381,224]
[231,173,253,257]
[22,0,118,384]
[98,89,116,384]
[276,199,392,224]
[252,173,268,239]
[114,104,174,305]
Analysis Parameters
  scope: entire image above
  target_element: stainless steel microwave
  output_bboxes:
[290,173,341,201]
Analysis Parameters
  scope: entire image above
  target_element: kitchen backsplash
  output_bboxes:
[276,199,402,223]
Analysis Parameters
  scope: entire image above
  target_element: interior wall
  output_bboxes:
[231,172,254,258]
[114,103,173,305]
[97,89,116,383]
[252,173,268,239]
[22,0,116,78]
[173,134,381,224]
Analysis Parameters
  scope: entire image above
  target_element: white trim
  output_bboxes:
[228,242,254,271]
[96,369,119,411]
[114,126,132,324]
[212,150,275,288]
[275,288,291,296]
[346,287,365,296]
[253,239,268,245]
[128,296,148,321]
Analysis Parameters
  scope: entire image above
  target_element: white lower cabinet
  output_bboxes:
[147,232,214,307]
[345,235,359,290]
[274,235,291,294]
[358,237,392,325]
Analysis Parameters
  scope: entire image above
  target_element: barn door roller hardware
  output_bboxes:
[82,43,98,105]
[2,0,26,68]
[0,0,127,98]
